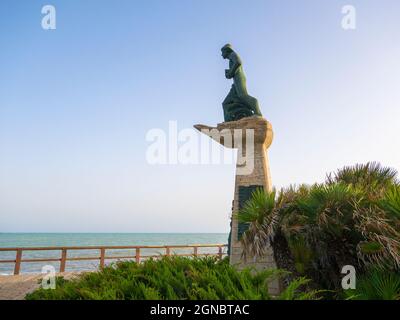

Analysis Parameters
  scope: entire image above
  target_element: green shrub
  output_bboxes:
[238,162,400,296]
[288,236,313,275]
[344,269,400,300]
[26,256,320,300]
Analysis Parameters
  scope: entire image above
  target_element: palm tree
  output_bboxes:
[326,162,398,198]
[237,163,400,295]
[236,188,279,259]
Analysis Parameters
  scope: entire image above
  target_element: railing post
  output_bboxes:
[218,246,223,260]
[165,246,171,256]
[100,248,105,268]
[14,249,22,275]
[193,246,198,257]
[60,249,67,273]
[135,248,140,264]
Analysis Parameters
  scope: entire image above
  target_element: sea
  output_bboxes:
[0,233,229,275]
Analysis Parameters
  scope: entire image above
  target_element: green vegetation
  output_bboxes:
[343,269,400,300]
[237,162,400,299]
[27,162,400,300]
[26,256,321,300]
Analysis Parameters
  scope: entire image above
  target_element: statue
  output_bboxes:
[193,45,280,295]
[221,44,263,122]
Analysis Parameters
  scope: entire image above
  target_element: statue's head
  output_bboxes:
[221,43,233,59]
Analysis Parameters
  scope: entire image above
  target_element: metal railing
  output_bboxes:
[0,244,228,275]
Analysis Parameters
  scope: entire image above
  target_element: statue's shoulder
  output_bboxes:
[228,51,238,59]
[229,51,242,64]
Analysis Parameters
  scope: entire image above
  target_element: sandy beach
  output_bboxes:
[0,273,79,300]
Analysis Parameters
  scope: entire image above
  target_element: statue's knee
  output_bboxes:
[247,96,258,106]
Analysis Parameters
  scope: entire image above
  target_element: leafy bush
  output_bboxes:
[238,162,400,296]
[344,269,400,300]
[26,256,321,300]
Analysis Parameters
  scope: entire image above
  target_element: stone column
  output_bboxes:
[194,116,281,295]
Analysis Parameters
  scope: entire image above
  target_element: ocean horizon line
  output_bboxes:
[0,232,228,235]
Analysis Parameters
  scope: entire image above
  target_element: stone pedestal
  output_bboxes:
[194,116,281,295]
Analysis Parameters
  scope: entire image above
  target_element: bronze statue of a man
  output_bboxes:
[221,44,262,122]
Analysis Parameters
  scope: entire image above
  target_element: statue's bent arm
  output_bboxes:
[227,52,242,78]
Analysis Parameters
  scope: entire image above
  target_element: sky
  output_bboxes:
[0,0,399,233]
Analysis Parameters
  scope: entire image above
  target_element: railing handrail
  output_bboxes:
[0,244,227,251]
[0,243,228,275]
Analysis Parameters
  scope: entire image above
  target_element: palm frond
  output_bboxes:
[380,185,400,220]
[237,189,279,259]
[345,269,400,300]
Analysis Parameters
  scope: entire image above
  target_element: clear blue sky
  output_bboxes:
[1,0,399,232]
